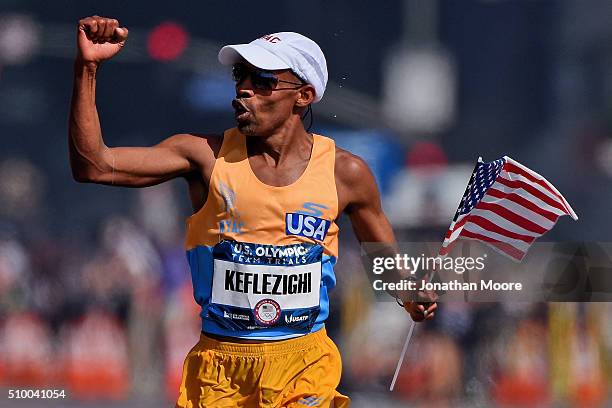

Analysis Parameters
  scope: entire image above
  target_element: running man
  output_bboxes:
[69,16,437,408]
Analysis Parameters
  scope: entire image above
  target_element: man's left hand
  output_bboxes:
[402,287,438,322]
[403,301,437,322]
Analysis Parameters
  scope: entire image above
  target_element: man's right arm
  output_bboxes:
[69,16,216,187]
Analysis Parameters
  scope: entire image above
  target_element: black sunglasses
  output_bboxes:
[232,64,304,91]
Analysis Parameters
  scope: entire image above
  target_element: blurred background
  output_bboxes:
[1,0,611,407]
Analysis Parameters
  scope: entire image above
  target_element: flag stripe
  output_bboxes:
[440,236,462,255]
[444,214,469,239]
[466,215,537,243]
[500,170,563,206]
[442,211,535,255]
[496,177,567,214]
[445,196,544,241]
[459,230,525,260]
[466,208,540,238]
[479,196,555,230]
[503,161,574,216]
[446,207,539,244]
[441,213,468,252]
[439,244,453,256]
[474,202,548,234]
[445,214,476,243]
[503,162,562,200]
[486,188,560,222]
[462,222,530,252]
[504,157,578,220]
[489,182,567,217]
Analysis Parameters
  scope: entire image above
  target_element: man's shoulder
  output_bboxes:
[165,132,224,157]
[333,145,379,213]
[172,132,224,144]
[334,145,372,184]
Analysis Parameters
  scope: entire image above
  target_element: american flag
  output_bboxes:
[439,156,578,260]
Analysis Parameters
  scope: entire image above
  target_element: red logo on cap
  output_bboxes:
[261,34,281,44]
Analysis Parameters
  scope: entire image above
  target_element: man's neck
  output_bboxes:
[247,119,312,168]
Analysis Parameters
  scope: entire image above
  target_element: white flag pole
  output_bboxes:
[389,318,416,391]
[389,270,434,392]
[389,159,482,392]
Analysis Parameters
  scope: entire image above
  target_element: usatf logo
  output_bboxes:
[285,314,309,324]
[285,213,330,241]
[253,299,281,326]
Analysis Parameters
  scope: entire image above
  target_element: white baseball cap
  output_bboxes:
[218,32,328,103]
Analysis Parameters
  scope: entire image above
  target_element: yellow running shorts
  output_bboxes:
[175,327,350,408]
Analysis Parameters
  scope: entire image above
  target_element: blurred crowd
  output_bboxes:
[0,166,201,401]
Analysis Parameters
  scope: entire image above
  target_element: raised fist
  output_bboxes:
[77,16,128,64]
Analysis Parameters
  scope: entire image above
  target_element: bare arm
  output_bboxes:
[69,16,215,187]
[335,148,437,321]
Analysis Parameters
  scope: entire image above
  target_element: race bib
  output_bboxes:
[208,240,322,331]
